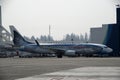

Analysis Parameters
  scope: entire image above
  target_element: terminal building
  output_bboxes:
[90,24,108,44]
[90,7,120,56]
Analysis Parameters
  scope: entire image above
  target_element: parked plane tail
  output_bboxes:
[9,26,33,46]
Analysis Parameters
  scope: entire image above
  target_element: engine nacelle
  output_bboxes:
[64,50,76,56]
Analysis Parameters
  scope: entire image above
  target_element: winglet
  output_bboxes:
[35,40,40,46]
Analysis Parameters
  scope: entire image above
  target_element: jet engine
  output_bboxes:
[64,50,76,57]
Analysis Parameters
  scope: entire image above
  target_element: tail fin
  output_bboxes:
[9,25,33,46]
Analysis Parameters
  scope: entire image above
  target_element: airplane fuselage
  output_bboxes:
[19,43,113,57]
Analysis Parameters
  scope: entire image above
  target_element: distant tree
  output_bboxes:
[80,34,84,42]
[24,36,31,41]
[63,33,80,43]
[31,36,36,41]
[63,34,71,41]
[23,33,90,43]
[48,35,54,41]
[84,32,88,43]
[36,37,40,42]
[40,35,47,41]
[40,35,54,42]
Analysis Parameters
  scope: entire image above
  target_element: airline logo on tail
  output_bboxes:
[10,26,33,47]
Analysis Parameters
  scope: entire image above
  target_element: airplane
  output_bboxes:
[10,26,113,58]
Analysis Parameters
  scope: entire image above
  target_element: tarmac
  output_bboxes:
[0,57,120,80]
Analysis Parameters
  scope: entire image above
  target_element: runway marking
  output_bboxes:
[16,67,120,80]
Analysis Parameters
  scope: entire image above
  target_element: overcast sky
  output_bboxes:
[0,0,120,40]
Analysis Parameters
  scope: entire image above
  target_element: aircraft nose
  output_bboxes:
[102,47,113,53]
[107,48,113,53]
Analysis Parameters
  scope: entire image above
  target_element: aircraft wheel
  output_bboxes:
[57,53,63,58]
[19,56,22,58]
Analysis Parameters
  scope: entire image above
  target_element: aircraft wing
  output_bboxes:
[35,40,66,53]
[40,46,66,53]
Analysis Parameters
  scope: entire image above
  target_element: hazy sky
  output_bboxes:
[0,0,120,40]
